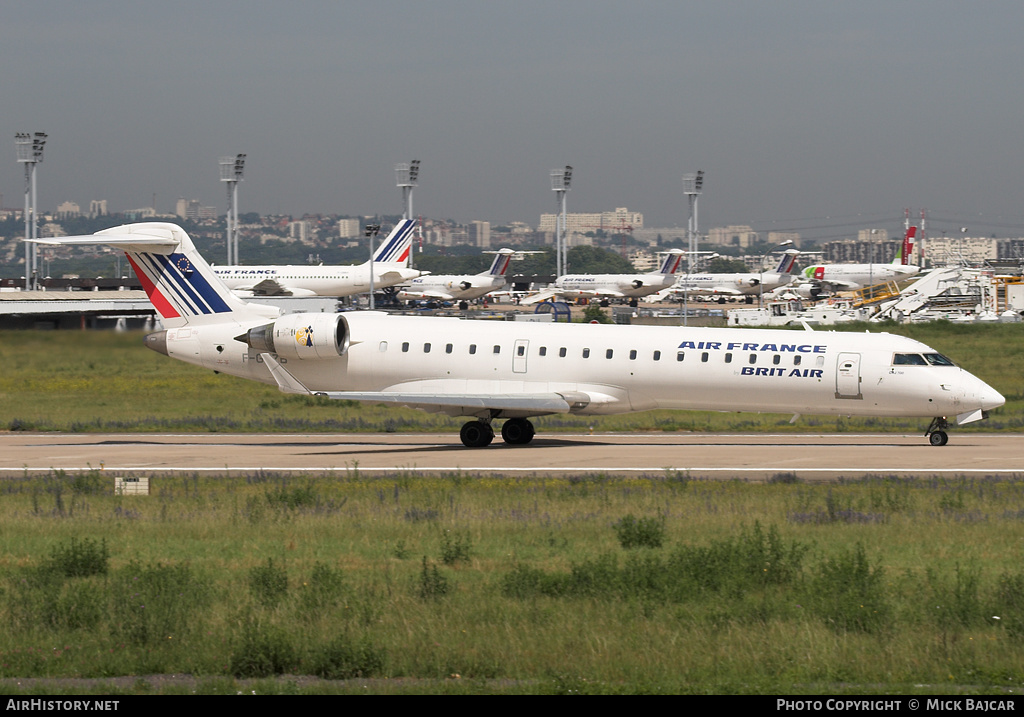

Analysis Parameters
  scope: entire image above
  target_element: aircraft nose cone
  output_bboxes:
[970,375,1005,412]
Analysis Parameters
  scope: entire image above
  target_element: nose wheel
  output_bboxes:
[925,417,950,447]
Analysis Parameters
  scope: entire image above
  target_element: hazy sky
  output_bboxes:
[5,1,1024,241]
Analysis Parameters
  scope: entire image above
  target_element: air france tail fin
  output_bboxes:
[774,249,801,274]
[894,226,917,265]
[658,249,685,275]
[31,222,276,329]
[372,219,416,265]
[482,248,516,277]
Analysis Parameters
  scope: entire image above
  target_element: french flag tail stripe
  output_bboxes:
[133,251,233,317]
[126,254,180,319]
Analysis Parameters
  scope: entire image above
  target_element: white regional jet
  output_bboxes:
[799,227,920,296]
[212,219,424,297]
[396,249,515,303]
[522,249,685,307]
[665,249,801,300]
[34,223,1004,448]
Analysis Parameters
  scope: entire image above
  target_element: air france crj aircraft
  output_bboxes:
[396,249,515,303]
[800,227,920,295]
[35,223,1004,448]
[523,249,685,307]
[212,219,424,297]
[661,249,800,300]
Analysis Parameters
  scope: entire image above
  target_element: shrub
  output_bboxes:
[229,619,299,677]
[418,557,450,600]
[249,558,289,608]
[44,538,109,578]
[613,514,665,549]
[806,542,890,633]
[311,635,386,679]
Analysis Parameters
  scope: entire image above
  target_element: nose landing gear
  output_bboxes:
[925,417,949,446]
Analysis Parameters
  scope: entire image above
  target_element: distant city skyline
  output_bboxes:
[5,2,1024,242]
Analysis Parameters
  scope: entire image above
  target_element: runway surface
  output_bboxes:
[1,432,1019,482]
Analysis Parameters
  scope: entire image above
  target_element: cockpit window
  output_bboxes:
[923,353,956,367]
[893,353,927,365]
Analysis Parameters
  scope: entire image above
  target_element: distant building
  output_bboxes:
[767,232,801,248]
[921,236,999,266]
[469,221,491,248]
[628,249,658,272]
[337,218,361,239]
[823,240,902,264]
[288,220,313,244]
[707,225,760,248]
[89,200,108,218]
[56,201,81,219]
[538,207,644,237]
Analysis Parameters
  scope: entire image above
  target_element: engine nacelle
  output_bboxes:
[240,312,349,360]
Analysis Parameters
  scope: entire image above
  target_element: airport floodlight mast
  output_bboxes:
[16,132,46,290]
[365,222,381,310]
[682,170,704,275]
[550,165,572,276]
[395,159,420,220]
[220,154,246,264]
[395,160,420,267]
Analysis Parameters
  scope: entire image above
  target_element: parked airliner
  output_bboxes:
[522,249,685,307]
[212,219,424,297]
[396,249,515,303]
[34,223,1003,448]
[660,249,800,301]
[799,227,920,296]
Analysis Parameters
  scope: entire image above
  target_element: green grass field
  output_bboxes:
[1,470,1024,694]
[0,322,1021,434]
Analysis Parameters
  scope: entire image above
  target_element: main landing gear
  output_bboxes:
[459,418,536,447]
[925,417,950,447]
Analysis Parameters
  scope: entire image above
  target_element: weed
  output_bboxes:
[229,618,299,677]
[296,562,345,619]
[612,514,665,549]
[807,542,890,633]
[310,634,386,679]
[440,530,472,565]
[112,561,211,645]
[418,557,450,600]
[249,558,289,608]
[44,537,109,578]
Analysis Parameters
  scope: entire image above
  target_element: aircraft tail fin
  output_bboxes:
[31,222,276,328]
[482,248,516,277]
[894,226,917,265]
[371,219,416,265]
[658,249,685,275]
[774,249,801,275]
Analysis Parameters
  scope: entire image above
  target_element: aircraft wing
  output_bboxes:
[249,278,292,296]
[817,279,860,291]
[519,290,559,305]
[260,354,580,418]
[378,269,414,284]
[674,285,744,296]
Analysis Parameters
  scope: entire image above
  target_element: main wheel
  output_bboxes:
[460,421,494,448]
[929,430,949,447]
[501,418,536,445]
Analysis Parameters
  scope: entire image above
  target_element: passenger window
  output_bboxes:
[493,345,501,354]
[606,349,613,359]
[677,352,685,362]
[629,349,637,360]
[402,342,410,353]
[749,354,757,364]
[517,345,526,356]
[582,348,591,358]
[815,356,825,367]
[469,344,477,355]
[379,341,388,352]
[424,343,431,353]
[701,352,709,363]
[653,350,661,361]
[773,355,781,365]
[559,347,567,358]
[539,346,547,356]
[446,344,453,354]
[724,353,732,364]
[794,355,802,366]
